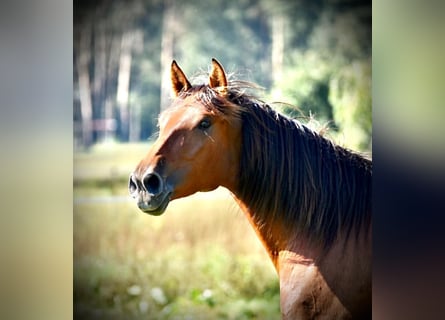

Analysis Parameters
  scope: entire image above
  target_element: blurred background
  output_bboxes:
[74,0,371,152]
[74,0,371,318]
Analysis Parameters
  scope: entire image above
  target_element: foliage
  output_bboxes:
[329,60,372,150]
[274,50,333,121]
[173,0,271,85]
[74,0,371,152]
[271,2,371,150]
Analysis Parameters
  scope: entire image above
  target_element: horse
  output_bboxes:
[129,59,372,319]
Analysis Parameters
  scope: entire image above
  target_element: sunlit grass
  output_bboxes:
[74,193,279,319]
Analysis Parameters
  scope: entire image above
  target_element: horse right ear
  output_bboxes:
[209,58,228,96]
[171,60,192,96]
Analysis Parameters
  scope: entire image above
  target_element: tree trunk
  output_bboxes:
[75,24,93,148]
[160,0,175,112]
[105,32,122,141]
[116,31,133,141]
[271,13,284,100]
[129,30,144,142]
[129,102,141,142]
[93,21,109,142]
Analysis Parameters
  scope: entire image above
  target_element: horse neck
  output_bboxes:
[232,192,371,273]
[232,194,327,270]
[231,196,286,267]
[230,105,316,260]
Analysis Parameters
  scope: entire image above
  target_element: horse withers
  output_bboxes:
[129,59,372,319]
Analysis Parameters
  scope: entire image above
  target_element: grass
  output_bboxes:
[74,143,280,319]
[74,142,150,183]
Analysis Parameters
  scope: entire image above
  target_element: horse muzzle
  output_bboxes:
[129,171,172,216]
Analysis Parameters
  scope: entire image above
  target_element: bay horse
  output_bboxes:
[129,59,372,319]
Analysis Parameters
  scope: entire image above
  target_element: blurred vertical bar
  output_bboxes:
[373,0,445,319]
[0,0,73,319]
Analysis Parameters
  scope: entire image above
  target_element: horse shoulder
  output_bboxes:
[277,250,352,320]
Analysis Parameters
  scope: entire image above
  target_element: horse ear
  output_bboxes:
[209,58,228,95]
[171,60,192,96]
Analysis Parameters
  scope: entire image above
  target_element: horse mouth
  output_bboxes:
[128,171,173,216]
[137,190,172,216]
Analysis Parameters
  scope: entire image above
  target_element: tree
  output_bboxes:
[330,60,372,150]
[74,22,93,148]
[160,0,176,111]
[270,0,371,151]
[74,0,371,152]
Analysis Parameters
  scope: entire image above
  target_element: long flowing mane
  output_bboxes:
[185,80,372,249]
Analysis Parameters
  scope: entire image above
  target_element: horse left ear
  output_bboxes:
[171,60,192,97]
[209,58,228,95]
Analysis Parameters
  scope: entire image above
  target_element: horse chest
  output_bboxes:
[278,252,352,320]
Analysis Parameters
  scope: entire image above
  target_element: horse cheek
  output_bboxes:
[190,136,224,191]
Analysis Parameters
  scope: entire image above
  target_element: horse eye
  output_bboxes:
[197,118,212,130]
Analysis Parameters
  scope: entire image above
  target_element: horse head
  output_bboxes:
[129,59,241,215]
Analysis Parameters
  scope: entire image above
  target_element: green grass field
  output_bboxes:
[74,143,280,319]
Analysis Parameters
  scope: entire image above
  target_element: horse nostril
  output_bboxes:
[128,174,139,195]
[143,172,163,196]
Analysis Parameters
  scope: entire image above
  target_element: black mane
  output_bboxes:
[230,91,372,249]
